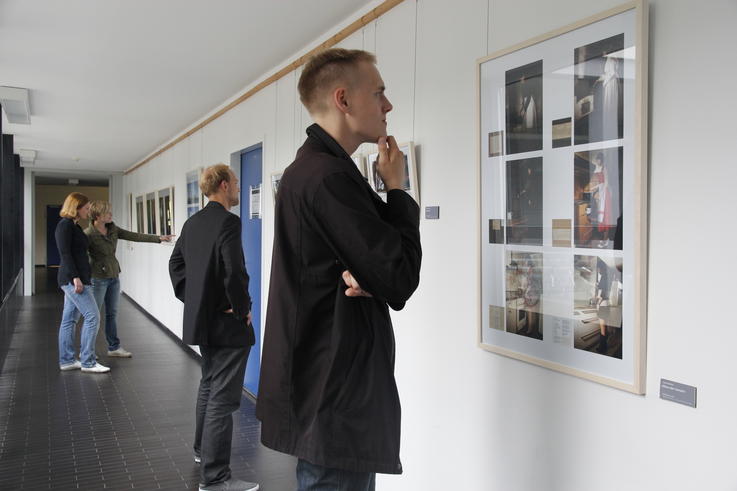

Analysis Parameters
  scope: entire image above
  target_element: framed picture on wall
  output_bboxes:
[270,172,283,200]
[127,193,133,230]
[477,1,648,393]
[351,153,366,177]
[145,192,156,235]
[366,141,419,203]
[157,187,174,240]
[135,195,144,234]
[186,169,204,218]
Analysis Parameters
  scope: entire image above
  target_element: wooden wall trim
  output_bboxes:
[125,0,405,175]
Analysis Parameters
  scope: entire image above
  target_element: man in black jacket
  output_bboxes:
[256,49,422,490]
[169,164,258,491]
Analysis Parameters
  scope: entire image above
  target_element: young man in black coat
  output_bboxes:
[169,164,258,491]
[256,49,422,490]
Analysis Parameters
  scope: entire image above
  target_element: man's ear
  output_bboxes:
[332,87,350,115]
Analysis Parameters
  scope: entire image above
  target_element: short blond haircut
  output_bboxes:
[298,48,376,114]
[60,192,90,219]
[199,164,232,197]
[89,200,112,223]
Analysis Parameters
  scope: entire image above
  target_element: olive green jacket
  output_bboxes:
[84,222,161,279]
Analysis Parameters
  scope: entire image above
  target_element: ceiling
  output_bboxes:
[0,0,374,174]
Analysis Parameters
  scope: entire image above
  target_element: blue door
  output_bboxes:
[240,146,262,396]
[46,205,62,266]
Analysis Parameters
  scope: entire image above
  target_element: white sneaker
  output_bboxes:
[81,363,111,373]
[199,478,259,491]
[59,360,81,371]
[107,347,132,358]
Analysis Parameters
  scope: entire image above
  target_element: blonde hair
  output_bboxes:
[60,192,90,219]
[89,200,112,223]
[199,164,232,197]
[298,48,376,114]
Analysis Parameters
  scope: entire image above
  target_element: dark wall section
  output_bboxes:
[0,107,26,372]
[0,108,25,305]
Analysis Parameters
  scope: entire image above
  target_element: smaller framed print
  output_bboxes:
[156,187,174,239]
[351,154,366,177]
[488,131,504,157]
[186,169,205,218]
[135,195,144,234]
[367,141,419,203]
[145,192,156,235]
[271,172,283,200]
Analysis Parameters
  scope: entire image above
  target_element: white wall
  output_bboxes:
[121,1,737,489]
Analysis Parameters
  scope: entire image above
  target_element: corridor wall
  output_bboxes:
[121,1,737,489]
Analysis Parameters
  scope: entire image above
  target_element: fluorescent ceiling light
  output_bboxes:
[0,86,31,124]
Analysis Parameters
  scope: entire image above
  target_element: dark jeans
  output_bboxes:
[194,345,250,486]
[296,459,376,491]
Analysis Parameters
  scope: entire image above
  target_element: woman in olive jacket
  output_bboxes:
[85,200,173,357]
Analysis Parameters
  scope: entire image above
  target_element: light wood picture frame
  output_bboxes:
[366,141,419,204]
[476,1,648,393]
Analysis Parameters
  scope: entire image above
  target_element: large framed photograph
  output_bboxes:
[477,1,648,393]
[367,141,419,203]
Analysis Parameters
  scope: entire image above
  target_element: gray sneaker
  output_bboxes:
[199,478,259,491]
[59,360,81,371]
[107,347,132,358]
[194,455,201,464]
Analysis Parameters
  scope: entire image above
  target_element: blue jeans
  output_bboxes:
[296,459,376,491]
[91,277,121,351]
[59,283,100,368]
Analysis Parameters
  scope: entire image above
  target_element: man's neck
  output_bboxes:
[207,195,230,209]
[313,117,360,156]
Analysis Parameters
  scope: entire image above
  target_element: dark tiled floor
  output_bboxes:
[0,269,296,490]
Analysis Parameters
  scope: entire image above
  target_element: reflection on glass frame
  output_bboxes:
[157,187,174,237]
[574,34,624,145]
[135,195,144,234]
[366,141,419,203]
[477,1,648,393]
[186,169,204,219]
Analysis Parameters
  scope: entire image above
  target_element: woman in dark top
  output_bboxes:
[85,200,173,358]
[55,192,109,373]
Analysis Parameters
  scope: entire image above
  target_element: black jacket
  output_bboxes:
[169,201,254,347]
[55,218,91,286]
[256,124,422,474]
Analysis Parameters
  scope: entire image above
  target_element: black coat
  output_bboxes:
[55,218,91,286]
[256,124,422,474]
[169,201,254,347]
